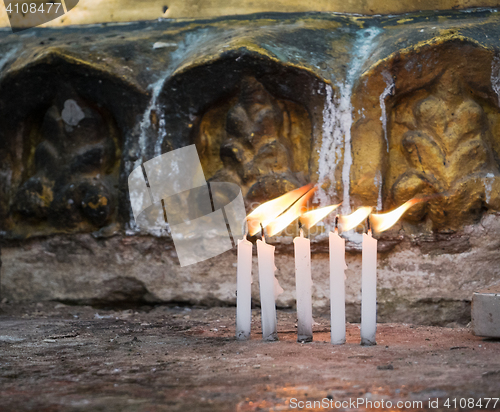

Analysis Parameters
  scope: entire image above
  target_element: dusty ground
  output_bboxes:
[0,302,499,412]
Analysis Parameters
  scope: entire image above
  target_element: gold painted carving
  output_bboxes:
[388,70,500,230]
[12,95,120,230]
[197,76,312,205]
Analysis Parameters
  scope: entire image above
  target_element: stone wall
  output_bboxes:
[1,9,500,324]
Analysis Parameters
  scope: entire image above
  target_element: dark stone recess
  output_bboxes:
[60,276,155,308]
[412,233,472,255]
[0,51,149,238]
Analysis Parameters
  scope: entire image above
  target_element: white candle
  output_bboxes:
[361,230,377,346]
[257,238,278,341]
[329,228,347,345]
[294,229,313,342]
[236,236,253,340]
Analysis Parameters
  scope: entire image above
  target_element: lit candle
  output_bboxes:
[257,235,278,341]
[361,221,377,346]
[300,204,341,344]
[248,186,315,342]
[236,235,253,340]
[338,206,373,345]
[260,188,316,342]
[329,217,347,345]
[246,184,313,236]
[363,198,423,346]
[294,228,313,342]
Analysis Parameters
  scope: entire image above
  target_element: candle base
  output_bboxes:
[360,337,377,346]
[331,338,346,345]
[297,334,313,343]
[236,330,250,341]
[263,331,278,342]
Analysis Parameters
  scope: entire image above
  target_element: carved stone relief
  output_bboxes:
[0,53,147,238]
[152,50,325,213]
[12,95,120,230]
[387,69,500,230]
[350,41,500,233]
[197,76,312,205]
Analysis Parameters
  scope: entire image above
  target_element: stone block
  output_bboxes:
[472,285,500,338]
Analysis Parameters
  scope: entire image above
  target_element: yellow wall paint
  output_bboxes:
[1,0,500,29]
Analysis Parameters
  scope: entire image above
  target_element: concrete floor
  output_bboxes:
[0,301,499,411]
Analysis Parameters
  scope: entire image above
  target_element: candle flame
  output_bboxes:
[300,203,341,229]
[265,188,316,237]
[339,206,373,232]
[370,198,422,233]
[246,183,313,236]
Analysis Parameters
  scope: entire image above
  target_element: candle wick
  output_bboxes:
[366,216,371,234]
[300,228,304,238]
[243,218,249,239]
[260,223,266,243]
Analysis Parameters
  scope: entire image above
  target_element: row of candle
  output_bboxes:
[236,184,420,345]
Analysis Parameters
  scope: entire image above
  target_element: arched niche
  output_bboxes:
[351,38,500,231]
[154,50,330,205]
[0,51,148,238]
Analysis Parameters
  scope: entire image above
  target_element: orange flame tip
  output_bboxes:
[300,203,341,230]
[370,198,422,233]
[265,188,316,237]
[246,183,313,236]
[339,206,373,232]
